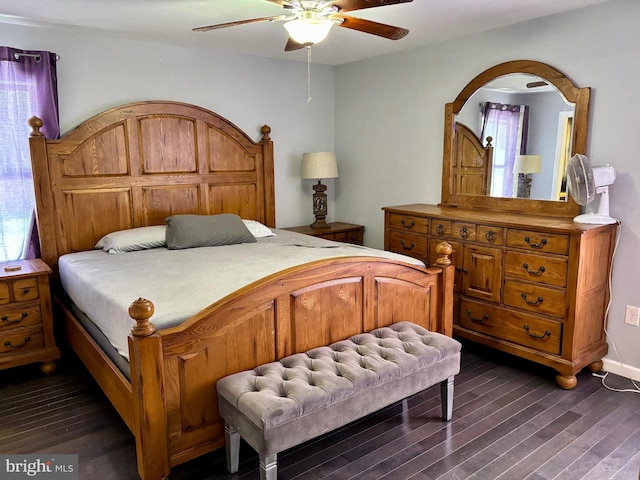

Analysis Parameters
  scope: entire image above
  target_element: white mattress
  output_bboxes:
[59,229,424,360]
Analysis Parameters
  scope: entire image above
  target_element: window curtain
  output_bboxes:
[0,47,59,262]
[481,102,529,197]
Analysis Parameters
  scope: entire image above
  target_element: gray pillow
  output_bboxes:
[166,214,257,250]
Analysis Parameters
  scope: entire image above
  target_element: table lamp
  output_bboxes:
[301,152,338,228]
[513,154,541,198]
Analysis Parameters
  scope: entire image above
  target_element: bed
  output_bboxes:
[27,100,455,480]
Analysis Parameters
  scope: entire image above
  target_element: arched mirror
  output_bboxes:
[441,60,590,217]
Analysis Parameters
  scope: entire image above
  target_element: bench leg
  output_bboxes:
[440,376,455,421]
[224,425,240,473]
[259,453,277,480]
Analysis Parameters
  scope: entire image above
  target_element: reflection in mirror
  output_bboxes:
[454,73,575,201]
[441,60,590,218]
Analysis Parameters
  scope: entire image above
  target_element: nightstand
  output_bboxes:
[0,259,60,374]
[283,222,365,245]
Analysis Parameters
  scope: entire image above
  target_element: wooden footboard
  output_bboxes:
[125,252,453,480]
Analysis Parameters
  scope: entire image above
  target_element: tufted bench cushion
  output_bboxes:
[217,321,461,480]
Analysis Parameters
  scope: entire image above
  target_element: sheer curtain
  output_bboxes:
[481,102,529,198]
[0,47,59,262]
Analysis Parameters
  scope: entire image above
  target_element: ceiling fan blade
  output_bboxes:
[334,15,409,40]
[329,0,413,13]
[284,37,306,51]
[193,15,285,32]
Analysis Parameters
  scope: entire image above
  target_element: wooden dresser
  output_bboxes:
[383,204,618,388]
[0,259,60,373]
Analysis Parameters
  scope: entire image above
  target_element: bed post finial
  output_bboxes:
[129,298,157,337]
[261,124,271,142]
[28,116,44,137]
[434,241,452,266]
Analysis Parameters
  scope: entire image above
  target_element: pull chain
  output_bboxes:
[306,45,312,102]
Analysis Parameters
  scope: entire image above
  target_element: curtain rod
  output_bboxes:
[13,52,61,62]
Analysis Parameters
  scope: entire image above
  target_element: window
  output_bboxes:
[0,47,59,261]
[481,102,529,198]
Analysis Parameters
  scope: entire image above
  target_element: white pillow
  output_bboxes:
[95,225,167,254]
[242,219,276,238]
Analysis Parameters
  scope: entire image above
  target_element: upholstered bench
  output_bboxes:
[216,321,462,480]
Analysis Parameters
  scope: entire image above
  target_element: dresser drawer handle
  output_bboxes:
[465,309,488,324]
[523,325,551,339]
[524,236,547,248]
[4,336,31,348]
[1,312,28,324]
[399,240,415,251]
[522,263,545,276]
[485,230,495,242]
[400,219,415,229]
[459,226,469,238]
[436,224,445,235]
[521,293,544,305]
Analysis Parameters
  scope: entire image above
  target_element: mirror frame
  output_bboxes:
[441,60,590,217]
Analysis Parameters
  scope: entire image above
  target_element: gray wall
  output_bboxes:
[335,0,640,377]
[0,22,336,230]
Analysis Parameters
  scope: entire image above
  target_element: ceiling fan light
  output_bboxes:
[284,17,333,45]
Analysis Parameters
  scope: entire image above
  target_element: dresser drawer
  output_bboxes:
[387,231,428,259]
[504,251,568,287]
[507,229,569,255]
[0,278,39,305]
[387,213,429,234]
[431,220,452,238]
[0,328,44,354]
[0,302,42,330]
[459,298,562,355]
[477,225,504,245]
[503,280,566,318]
[453,222,477,241]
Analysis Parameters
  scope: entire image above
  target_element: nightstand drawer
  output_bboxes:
[0,328,44,354]
[0,278,39,304]
[0,302,42,330]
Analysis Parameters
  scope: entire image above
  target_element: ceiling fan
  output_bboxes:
[193,0,413,51]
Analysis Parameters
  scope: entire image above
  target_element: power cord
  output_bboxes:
[592,223,640,394]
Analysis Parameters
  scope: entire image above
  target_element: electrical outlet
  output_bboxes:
[625,305,640,326]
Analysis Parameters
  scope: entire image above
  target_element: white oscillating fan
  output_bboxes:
[567,154,618,224]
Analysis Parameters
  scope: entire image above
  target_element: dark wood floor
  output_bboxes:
[2,342,639,480]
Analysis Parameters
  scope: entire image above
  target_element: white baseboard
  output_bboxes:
[602,358,640,381]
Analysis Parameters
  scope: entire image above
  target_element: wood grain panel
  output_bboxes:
[208,183,257,219]
[139,116,197,174]
[208,127,255,172]
[62,189,133,252]
[290,278,363,353]
[374,277,432,329]
[141,185,201,225]
[62,123,129,176]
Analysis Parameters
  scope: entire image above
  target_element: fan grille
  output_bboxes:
[567,154,595,206]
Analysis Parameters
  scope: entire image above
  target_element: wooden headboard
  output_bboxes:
[28,101,275,271]
[450,121,493,196]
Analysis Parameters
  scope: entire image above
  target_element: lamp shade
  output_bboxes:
[283,16,333,45]
[301,152,338,179]
[513,155,542,174]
